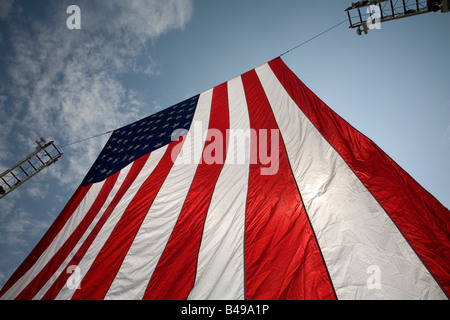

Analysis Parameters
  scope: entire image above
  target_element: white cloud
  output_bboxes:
[86,0,193,42]
[0,207,51,246]
[0,184,52,247]
[2,0,194,186]
[1,1,195,286]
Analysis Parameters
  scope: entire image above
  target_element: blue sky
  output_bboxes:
[0,0,448,290]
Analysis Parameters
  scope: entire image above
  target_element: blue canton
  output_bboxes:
[82,95,200,185]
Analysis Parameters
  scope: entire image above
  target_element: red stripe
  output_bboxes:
[269,57,450,296]
[143,83,229,300]
[0,184,91,298]
[41,155,150,300]
[15,174,119,300]
[71,141,184,300]
[242,69,335,300]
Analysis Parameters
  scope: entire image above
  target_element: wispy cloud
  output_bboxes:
[1,0,194,185]
[0,206,51,247]
[0,0,194,276]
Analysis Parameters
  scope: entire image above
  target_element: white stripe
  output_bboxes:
[55,146,168,300]
[34,164,133,299]
[104,89,213,300]
[188,76,249,300]
[255,63,446,299]
[1,180,106,300]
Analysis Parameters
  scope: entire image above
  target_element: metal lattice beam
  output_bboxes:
[345,0,447,35]
[0,138,63,199]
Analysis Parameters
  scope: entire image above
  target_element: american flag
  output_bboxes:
[1,58,449,300]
